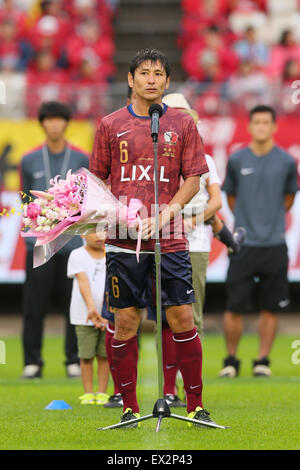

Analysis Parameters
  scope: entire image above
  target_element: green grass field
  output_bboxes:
[0,333,299,450]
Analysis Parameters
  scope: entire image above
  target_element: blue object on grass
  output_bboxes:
[45,400,72,410]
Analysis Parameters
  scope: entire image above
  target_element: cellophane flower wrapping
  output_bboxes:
[21,168,142,267]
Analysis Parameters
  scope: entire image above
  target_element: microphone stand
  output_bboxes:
[97,110,227,433]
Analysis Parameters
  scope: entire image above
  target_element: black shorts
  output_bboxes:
[226,244,290,314]
[106,251,195,309]
[101,276,115,323]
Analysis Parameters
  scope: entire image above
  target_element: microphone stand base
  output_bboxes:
[97,398,229,432]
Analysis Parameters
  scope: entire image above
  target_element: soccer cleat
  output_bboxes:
[66,363,81,378]
[219,356,240,378]
[103,393,123,408]
[95,392,109,405]
[120,408,141,428]
[253,357,271,377]
[79,393,95,405]
[232,227,246,254]
[22,365,42,379]
[164,394,186,408]
[187,407,217,427]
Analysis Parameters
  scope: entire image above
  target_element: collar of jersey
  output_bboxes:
[127,103,168,119]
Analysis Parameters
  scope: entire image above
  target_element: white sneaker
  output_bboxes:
[22,365,42,379]
[66,363,81,378]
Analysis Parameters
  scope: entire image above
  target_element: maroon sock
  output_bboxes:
[162,326,178,395]
[111,335,139,413]
[173,328,203,413]
[105,323,120,395]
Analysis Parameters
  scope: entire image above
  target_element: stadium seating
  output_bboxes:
[179,0,300,115]
[2,0,300,117]
[0,0,117,119]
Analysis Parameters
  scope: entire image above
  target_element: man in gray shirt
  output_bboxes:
[20,101,89,379]
[220,105,298,378]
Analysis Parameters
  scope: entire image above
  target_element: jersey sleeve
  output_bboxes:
[89,119,111,181]
[67,250,85,279]
[222,157,237,195]
[284,158,299,194]
[181,118,208,179]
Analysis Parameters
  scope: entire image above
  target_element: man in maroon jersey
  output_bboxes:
[90,48,215,427]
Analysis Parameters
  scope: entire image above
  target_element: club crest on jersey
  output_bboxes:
[164,131,178,145]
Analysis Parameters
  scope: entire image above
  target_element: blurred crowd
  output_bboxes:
[0,0,118,118]
[179,0,300,114]
[2,0,300,118]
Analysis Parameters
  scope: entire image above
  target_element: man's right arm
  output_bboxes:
[89,120,111,182]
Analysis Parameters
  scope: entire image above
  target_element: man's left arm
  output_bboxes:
[141,176,200,240]
[284,158,299,211]
[141,117,208,240]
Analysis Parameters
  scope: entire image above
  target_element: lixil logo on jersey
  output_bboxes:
[164,132,178,145]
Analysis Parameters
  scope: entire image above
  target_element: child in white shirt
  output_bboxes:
[67,232,109,405]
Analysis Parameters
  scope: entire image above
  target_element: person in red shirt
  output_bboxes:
[62,0,113,37]
[0,18,32,71]
[69,58,108,119]
[0,0,26,35]
[26,50,70,117]
[26,0,71,60]
[268,30,300,78]
[182,25,238,82]
[89,48,219,427]
[66,18,115,80]
[179,0,233,49]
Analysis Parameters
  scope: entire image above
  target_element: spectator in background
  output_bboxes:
[27,49,68,82]
[234,26,269,68]
[280,59,300,113]
[182,0,266,15]
[26,50,69,116]
[0,0,27,28]
[64,0,113,37]
[268,29,300,78]
[66,18,114,80]
[20,101,89,379]
[182,25,238,82]
[26,0,71,62]
[0,19,32,71]
[179,0,234,49]
[69,57,108,119]
[227,60,270,109]
[282,59,300,84]
[182,0,228,16]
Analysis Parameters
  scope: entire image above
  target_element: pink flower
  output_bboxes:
[27,203,42,220]
[54,195,69,207]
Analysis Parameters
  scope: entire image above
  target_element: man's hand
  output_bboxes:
[183,216,197,234]
[86,308,108,331]
[141,217,157,240]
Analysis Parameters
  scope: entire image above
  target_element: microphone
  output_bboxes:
[149,104,163,142]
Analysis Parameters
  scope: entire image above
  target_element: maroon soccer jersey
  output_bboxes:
[90,104,208,252]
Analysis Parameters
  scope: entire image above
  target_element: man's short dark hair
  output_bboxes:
[38,101,72,123]
[249,105,276,122]
[130,48,171,78]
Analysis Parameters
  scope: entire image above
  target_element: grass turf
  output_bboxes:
[0,333,299,450]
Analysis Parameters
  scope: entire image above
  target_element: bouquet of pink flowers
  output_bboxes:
[22,168,142,267]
